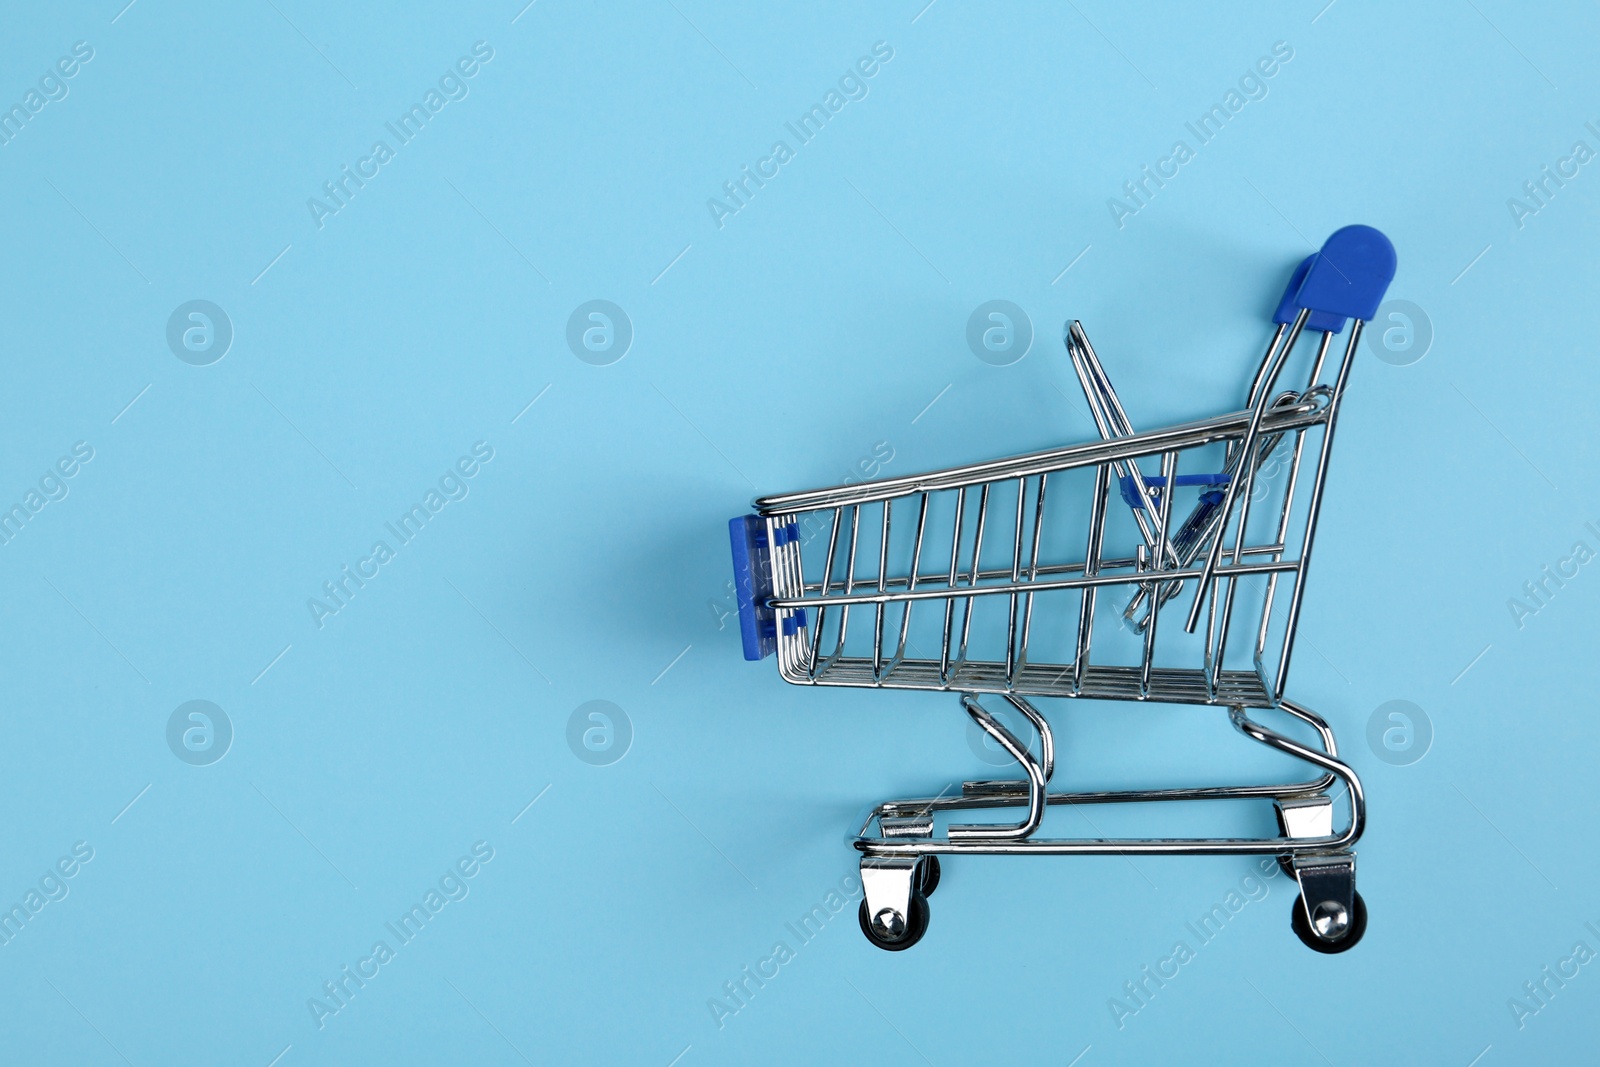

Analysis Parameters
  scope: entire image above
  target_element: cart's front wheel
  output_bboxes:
[859,893,930,952]
[1291,890,1366,953]
[918,856,941,898]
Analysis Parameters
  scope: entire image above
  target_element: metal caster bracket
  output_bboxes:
[1292,851,1358,944]
[860,857,920,942]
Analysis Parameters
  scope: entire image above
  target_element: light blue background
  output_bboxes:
[1,1,1596,1063]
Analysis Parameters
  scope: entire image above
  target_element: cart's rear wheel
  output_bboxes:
[859,893,930,952]
[918,856,941,898]
[1291,890,1366,953]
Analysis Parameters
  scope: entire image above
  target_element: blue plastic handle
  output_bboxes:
[1295,225,1397,322]
[729,516,776,660]
[1274,255,1347,334]
[728,516,806,661]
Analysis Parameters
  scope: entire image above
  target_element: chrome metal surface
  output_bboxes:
[878,815,934,839]
[859,857,918,940]
[756,321,1344,707]
[1292,852,1358,942]
[747,303,1370,948]
[850,702,1362,858]
[950,694,1051,839]
[1277,795,1335,841]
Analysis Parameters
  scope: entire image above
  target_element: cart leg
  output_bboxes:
[950,693,1051,840]
[1273,794,1331,876]
[879,814,940,897]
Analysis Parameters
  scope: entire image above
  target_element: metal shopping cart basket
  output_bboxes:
[728,226,1396,953]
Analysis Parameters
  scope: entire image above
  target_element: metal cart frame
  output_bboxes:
[730,226,1397,952]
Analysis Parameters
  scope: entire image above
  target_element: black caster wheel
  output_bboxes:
[1291,890,1366,954]
[859,893,930,952]
[917,856,941,898]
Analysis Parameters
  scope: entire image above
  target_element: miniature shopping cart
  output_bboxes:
[729,226,1396,953]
